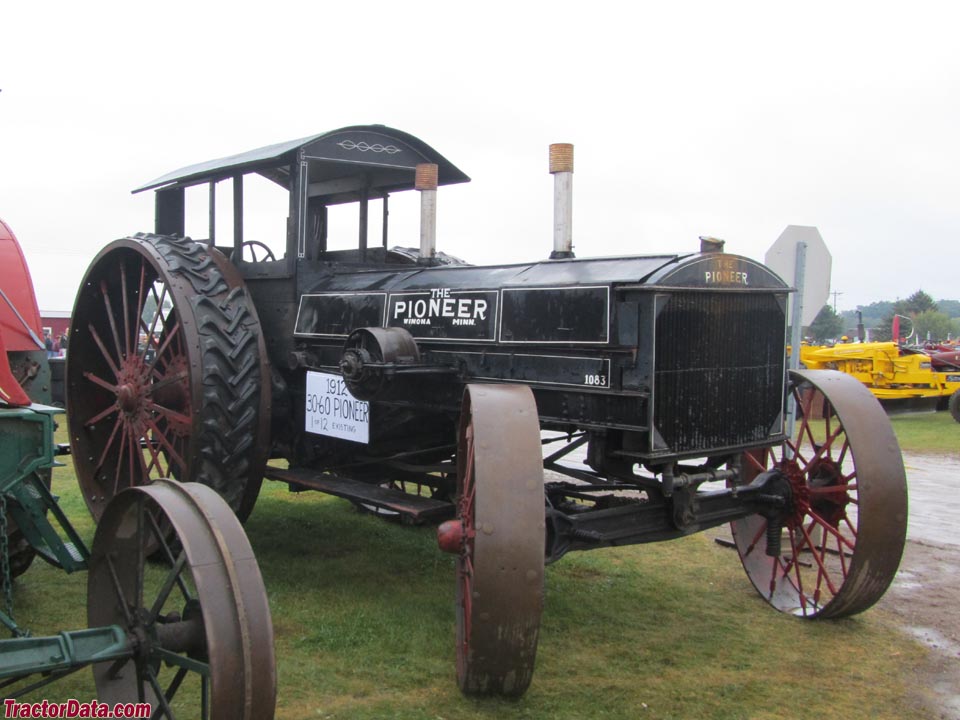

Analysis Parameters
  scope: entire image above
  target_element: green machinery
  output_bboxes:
[0,400,276,718]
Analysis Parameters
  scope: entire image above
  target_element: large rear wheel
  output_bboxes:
[67,234,270,521]
[731,369,907,618]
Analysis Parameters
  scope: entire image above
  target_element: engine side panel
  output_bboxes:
[277,250,789,465]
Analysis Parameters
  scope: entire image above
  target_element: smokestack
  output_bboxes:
[416,163,438,263]
[699,236,725,253]
[549,143,574,259]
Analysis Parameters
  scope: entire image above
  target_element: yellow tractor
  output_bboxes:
[796,340,960,421]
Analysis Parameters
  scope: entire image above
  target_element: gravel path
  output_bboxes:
[879,452,960,719]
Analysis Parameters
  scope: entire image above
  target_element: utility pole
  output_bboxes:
[831,290,843,313]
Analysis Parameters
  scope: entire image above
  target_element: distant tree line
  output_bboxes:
[803,290,960,344]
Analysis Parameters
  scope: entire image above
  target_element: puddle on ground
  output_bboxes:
[907,626,960,658]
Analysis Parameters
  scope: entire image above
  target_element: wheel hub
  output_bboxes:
[116,357,150,428]
[779,459,811,528]
[117,384,138,412]
[437,519,465,554]
[777,456,848,529]
[807,457,847,526]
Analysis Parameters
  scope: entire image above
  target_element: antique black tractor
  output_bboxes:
[67,126,908,697]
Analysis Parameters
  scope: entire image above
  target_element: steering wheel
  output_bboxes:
[233,240,277,263]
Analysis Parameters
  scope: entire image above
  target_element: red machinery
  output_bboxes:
[0,219,44,352]
[0,219,45,406]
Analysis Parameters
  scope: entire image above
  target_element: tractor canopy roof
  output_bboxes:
[133,125,470,204]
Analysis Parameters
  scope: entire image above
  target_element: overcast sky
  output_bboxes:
[2,1,958,319]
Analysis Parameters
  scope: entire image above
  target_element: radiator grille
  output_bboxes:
[653,292,785,454]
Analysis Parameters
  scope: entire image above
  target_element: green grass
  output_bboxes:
[889,410,960,455]
[2,417,938,718]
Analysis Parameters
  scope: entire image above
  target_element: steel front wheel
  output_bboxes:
[87,480,276,719]
[438,384,545,697]
[731,369,908,618]
[67,234,270,521]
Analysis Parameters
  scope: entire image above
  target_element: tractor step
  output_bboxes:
[264,466,454,523]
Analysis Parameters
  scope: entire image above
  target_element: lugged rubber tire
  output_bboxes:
[949,388,960,424]
[68,233,270,522]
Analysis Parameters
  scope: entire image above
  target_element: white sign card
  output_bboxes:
[304,371,370,444]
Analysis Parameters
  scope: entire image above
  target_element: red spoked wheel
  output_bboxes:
[731,369,908,618]
[88,480,275,719]
[437,384,545,697]
[67,234,270,521]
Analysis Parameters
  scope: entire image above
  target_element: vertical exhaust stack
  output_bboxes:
[550,143,575,259]
[416,163,439,264]
[699,236,725,253]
